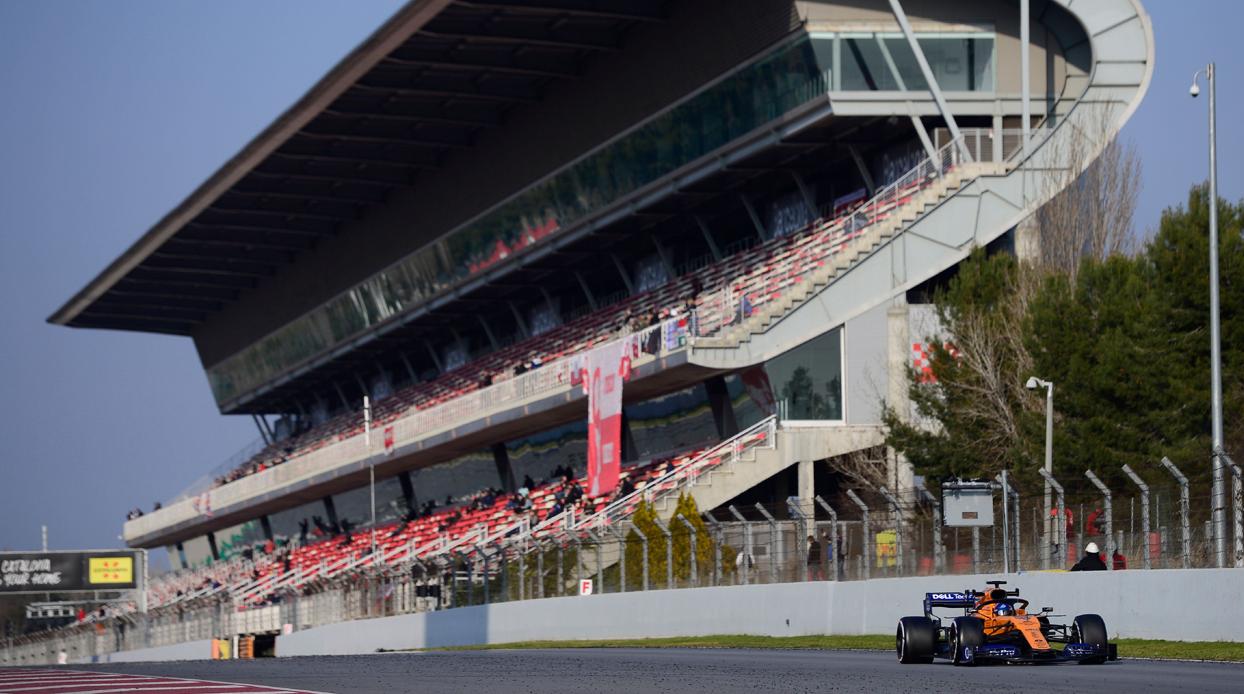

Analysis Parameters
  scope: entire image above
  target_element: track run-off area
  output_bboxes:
[12,648,1241,694]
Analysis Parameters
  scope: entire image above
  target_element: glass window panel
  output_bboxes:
[764,327,843,420]
[207,34,830,406]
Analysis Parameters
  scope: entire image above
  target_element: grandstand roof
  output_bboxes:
[47,0,665,335]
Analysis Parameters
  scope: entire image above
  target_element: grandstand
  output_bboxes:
[29,0,1152,665]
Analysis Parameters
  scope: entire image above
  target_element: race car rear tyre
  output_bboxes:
[951,617,985,666]
[1072,614,1108,664]
[896,617,935,664]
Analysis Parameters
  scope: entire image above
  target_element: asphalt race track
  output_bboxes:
[41,648,1241,694]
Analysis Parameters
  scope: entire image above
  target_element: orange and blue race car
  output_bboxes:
[896,580,1117,665]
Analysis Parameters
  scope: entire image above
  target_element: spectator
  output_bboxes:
[298,519,309,546]
[523,474,536,490]
[806,535,822,581]
[1112,549,1127,570]
[153,501,162,511]
[1069,542,1107,571]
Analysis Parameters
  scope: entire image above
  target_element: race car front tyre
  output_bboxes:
[951,617,985,666]
[1071,614,1108,664]
[896,616,936,664]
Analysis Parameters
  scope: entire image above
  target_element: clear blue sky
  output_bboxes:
[0,1,1238,557]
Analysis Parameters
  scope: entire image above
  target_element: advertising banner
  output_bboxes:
[0,551,139,593]
[581,340,631,498]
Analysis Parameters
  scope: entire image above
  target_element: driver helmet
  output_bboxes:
[994,602,1014,616]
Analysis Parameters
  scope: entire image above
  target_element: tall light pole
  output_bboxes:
[1191,64,1226,568]
[1027,377,1054,569]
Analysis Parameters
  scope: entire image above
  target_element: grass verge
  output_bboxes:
[402,634,1244,662]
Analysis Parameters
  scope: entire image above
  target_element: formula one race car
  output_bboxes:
[895,580,1117,665]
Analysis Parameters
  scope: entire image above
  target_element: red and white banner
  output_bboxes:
[581,340,631,498]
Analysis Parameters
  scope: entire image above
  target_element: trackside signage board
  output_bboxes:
[0,551,139,593]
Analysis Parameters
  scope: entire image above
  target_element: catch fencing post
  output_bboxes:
[728,505,752,585]
[754,503,780,583]
[1085,470,1113,571]
[814,495,840,581]
[1121,464,1152,569]
[703,513,723,586]
[610,525,627,593]
[535,540,545,599]
[1160,457,1192,568]
[677,515,698,587]
[1223,450,1242,568]
[918,484,943,574]
[786,498,810,581]
[995,472,1014,573]
[1037,469,1066,569]
[652,516,674,590]
[845,490,870,580]
[631,523,650,591]
[878,486,903,576]
[474,544,490,604]
[556,542,565,596]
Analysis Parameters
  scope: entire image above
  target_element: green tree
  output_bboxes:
[883,248,1041,489]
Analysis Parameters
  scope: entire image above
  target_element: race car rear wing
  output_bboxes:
[924,592,975,611]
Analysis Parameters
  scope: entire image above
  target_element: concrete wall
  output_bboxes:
[279,569,1244,657]
[74,639,214,665]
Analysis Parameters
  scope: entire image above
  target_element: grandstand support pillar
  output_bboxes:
[399,353,417,382]
[398,472,417,514]
[693,215,723,262]
[492,444,516,493]
[422,340,444,373]
[323,496,340,534]
[540,288,561,324]
[909,115,939,164]
[207,532,220,562]
[650,234,676,282]
[556,543,565,597]
[508,302,530,338]
[333,382,350,409]
[739,194,767,241]
[620,410,638,463]
[790,172,818,219]
[610,254,635,295]
[704,375,739,438]
[260,516,274,543]
[251,414,272,446]
[477,315,499,350]
[797,460,815,522]
[992,114,1005,164]
[887,304,915,496]
[574,271,599,310]
[888,0,970,161]
[847,145,876,196]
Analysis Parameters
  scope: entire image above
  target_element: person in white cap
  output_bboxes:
[1069,541,1107,571]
